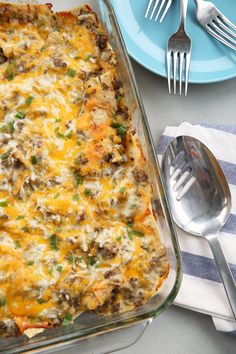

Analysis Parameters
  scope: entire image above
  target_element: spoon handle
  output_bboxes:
[206,233,236,319]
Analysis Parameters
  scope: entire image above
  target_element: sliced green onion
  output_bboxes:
[84,54,92,61]
[31,155,39,165]
[68,254,74,264]
[84,188,91,197]
[62,312,73,326]
[130,230,144,237]
[72,194,79,201]
[119,186,126,194]
[0,149,12,160]
[67,68,76,77]
[88,256,96,266]
[25,96,33,106]
[16,215,25,221]
[73,171,83,186]
[0,200,8,207]
[50,234,59,251]
[14,240,21,249]
[0,299,6,306]
[15,111,25,119]
[37,298,45,304]
[111,123,127,137]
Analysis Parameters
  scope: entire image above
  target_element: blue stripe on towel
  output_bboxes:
[182,251,236,283]
[228,331,236,337]
[218,160,236,186]
[201,124,236,135]
[221,214,236,235]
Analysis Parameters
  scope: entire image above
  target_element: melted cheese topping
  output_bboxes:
[0,3,169,336]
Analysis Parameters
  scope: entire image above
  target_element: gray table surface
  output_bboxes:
[58,61,236,354]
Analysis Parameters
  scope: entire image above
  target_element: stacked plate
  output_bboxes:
[111,0,236,83]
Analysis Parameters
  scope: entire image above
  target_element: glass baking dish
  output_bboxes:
[0,0,182,353]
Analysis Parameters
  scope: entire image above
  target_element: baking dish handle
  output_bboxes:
[42,319,152,354]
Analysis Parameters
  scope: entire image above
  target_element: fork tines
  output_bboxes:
[206,14,236,51]
[166,49,191,96]
[145,0,173,23]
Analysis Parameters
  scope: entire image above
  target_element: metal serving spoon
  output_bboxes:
[161,135,236,319]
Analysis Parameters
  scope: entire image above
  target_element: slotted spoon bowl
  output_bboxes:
[161,135,236,319]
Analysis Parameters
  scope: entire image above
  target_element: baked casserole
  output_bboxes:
[0,2,169,337]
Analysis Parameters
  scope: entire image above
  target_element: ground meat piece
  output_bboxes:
[48,176,62,186]
[76,211,86,223]
[104,268,121,284]
[15,120,24,131]
[77,12,98,28]
[12,156,25,169]
[104,270,115,279]
[98,242,118,259]
[112,155,127,166]
[96,33,108,49]
[133,289,146,307]
[76,129,90,141]
[1,151,25,170]
[59,289,71,303]
[103,152,114,163]
[113,80,123,90]
[0,134,11,147]
[16,62,28,73]
[24,176,41,189]
[116,106,129,120]
[111,303,120,313]
[133,169,148,184]
[0,320,20,337]
[113,80,125,96]
[75,154,88,165]
[53,58,67,68]
[149,255,167,276]
[0,48,7,64]
[101,82,109,90]
[150,256,162,268]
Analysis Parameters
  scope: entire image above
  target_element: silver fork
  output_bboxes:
[145,0,174,23]
[195,0,236,51]
[166,0,192,96]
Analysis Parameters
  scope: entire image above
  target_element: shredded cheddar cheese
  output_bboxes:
[0,3,169,337]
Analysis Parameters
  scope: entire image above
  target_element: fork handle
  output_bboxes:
[206,233,236,319]
[180,0,189,30]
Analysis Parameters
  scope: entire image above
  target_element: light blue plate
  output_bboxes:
[110,0,236,84]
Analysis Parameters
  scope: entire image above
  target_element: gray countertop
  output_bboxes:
[58,60,236,354]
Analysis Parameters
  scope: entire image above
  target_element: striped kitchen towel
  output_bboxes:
[157,122,236,335]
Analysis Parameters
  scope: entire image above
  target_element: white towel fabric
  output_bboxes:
[157,122,236,335]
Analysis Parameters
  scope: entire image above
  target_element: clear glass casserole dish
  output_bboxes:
[0,0,182,353]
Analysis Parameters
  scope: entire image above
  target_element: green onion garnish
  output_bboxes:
[31,155,39,165]
[50,234,59,251]
[62,312,73,326]
[15,111,25,119]
[119,186,126,194]
[37,298,45,304]
[25,96,33,106]
[0,200,8,207]
[67,68,76,77]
